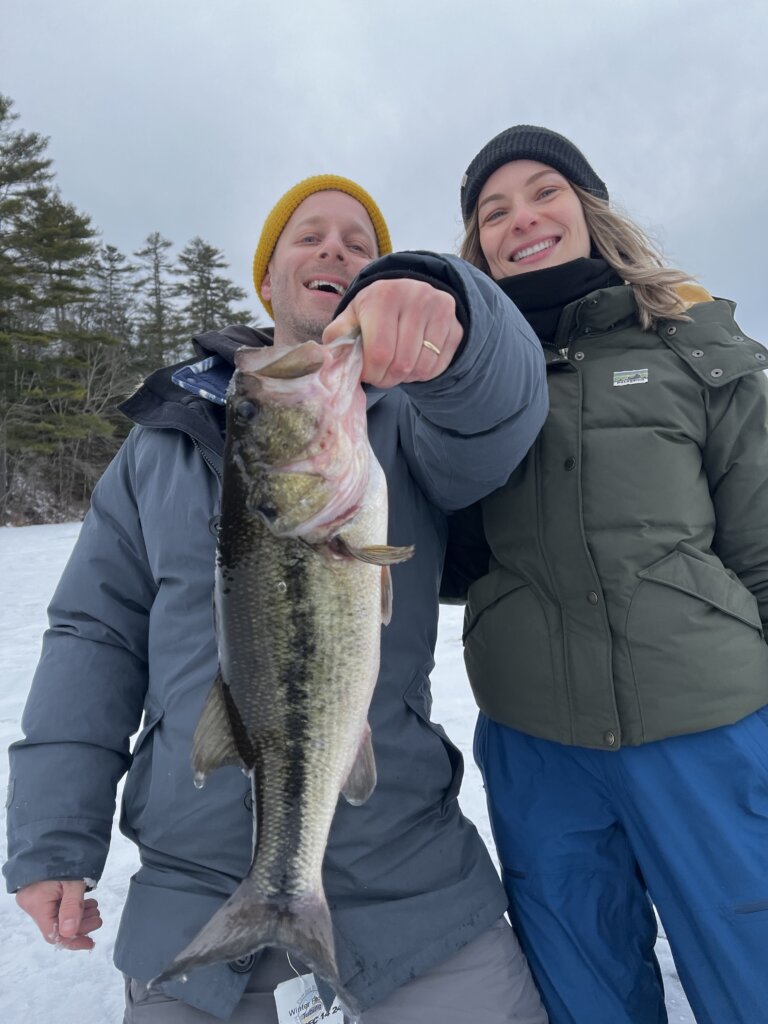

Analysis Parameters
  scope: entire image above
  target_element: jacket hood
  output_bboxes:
[118,325,274,450]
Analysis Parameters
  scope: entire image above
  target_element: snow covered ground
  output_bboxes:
[0,523,695,1023]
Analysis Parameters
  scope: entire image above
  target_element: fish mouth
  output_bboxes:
[510,236,560,263]
[304,277,347,296]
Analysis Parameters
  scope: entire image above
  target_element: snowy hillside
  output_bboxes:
[0,523,695,1023]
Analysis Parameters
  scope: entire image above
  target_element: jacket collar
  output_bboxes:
[119,325,387,456]
[550,284,638,355]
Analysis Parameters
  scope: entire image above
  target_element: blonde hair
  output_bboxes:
[460,183,692,330]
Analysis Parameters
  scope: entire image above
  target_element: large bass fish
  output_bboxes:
[153,334,413,1013]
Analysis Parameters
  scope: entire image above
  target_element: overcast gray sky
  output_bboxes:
[3,0,767,335]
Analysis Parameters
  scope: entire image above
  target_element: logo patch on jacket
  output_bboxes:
[613,368,648,387]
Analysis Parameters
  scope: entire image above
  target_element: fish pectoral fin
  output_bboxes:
[334,538,416,566]
[340,723,377,805]
[191,670,245,779]
[381,566,393,625]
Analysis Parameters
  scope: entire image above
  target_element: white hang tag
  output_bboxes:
[274,971,345,1023]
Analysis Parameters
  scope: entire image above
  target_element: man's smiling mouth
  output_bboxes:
[306,279,346,295]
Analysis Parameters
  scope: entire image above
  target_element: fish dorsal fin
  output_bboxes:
[236,342,325,379]
[340,723,377,806]
[334,538,415,566]
[191,670,246,781]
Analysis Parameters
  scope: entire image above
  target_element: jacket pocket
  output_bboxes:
[463,569,560,735]
[626,545,765,709]
[120,706,165,843]
[403,672,464,805]
[463,570,532,642]
[637,542,763,633]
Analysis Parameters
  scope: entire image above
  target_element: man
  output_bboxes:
[5,175,548,1023]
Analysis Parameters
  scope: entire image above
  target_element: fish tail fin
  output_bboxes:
[150,880,360,1015]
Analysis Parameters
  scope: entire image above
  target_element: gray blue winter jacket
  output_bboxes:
[4,253,547,1018]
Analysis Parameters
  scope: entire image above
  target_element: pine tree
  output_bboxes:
[72,244,142,476]
[173,236,253,338]
[1,95,256,522]
[0,96,138,519]
[88,244,138,340]
[20,190,103,510]
[0,93,57,519]
[134,230,182,369]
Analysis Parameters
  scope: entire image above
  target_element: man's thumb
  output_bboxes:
[58,880,86,937]
[322,305,358,344]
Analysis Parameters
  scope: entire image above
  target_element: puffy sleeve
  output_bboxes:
[343,251,547,511]
[4,430,154,892]
[704,367,768,630]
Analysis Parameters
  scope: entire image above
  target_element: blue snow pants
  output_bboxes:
[474,707,768,1024]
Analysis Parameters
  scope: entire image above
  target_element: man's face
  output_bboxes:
[261,190,379,347]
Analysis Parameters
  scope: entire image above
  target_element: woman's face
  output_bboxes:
[477,159,591,280]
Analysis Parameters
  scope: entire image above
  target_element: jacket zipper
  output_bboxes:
[192,438,222,482]
[553,297,588,361]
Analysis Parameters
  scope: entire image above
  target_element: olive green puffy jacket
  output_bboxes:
[460,283,768,748]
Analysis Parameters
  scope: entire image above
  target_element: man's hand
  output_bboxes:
[15,879,103,950]
[323,279,463,389]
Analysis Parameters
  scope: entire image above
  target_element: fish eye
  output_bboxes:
[237,400,259,422]
[256,503,278,523]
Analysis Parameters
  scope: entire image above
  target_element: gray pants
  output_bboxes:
[123,917,547,1023]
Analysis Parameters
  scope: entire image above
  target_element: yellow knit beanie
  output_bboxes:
[253,174,392,318]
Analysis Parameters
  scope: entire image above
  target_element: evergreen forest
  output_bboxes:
[0,94,255,524]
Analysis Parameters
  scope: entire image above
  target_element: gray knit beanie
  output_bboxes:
[460,125,608,224]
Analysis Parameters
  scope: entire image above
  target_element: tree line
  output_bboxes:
[0,94,257,524]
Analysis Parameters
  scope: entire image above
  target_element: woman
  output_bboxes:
[449,124,768,1024]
